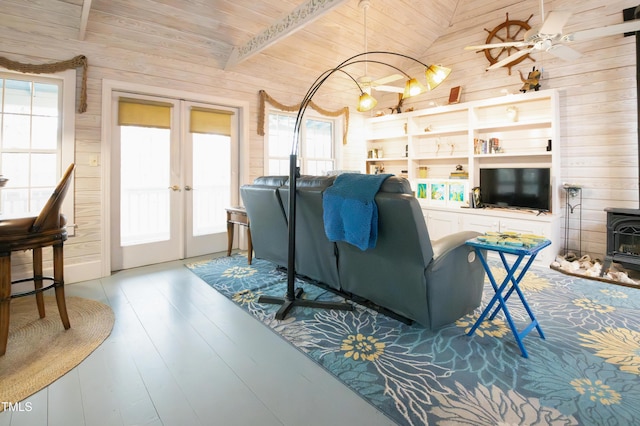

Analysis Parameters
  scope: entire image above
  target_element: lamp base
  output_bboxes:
[258,288,353,320]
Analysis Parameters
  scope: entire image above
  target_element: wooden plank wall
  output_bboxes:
[0,0,317,281]
[0,0,637,281]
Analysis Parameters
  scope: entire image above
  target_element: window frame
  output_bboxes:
[265,108,341,176]
[0,68,76,233]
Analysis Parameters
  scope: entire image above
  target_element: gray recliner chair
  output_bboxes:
[335,177,485,329]
[240,176,289,267]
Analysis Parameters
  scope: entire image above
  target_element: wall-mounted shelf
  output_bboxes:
[365,89,559,190]
[364,89,562,263]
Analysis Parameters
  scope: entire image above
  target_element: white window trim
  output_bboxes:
[0,68,76,234]
[264,108,342,175]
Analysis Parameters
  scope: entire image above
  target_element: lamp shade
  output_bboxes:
[402,78,426,99]
[425,64,452,90]
[357,92,378,112]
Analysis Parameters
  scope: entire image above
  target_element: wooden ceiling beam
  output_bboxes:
[225,0,349,70]
[79,0,93,40]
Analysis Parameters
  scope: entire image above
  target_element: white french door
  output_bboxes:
[110,93,238,271]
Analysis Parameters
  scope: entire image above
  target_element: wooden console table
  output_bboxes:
[226,206,252,264]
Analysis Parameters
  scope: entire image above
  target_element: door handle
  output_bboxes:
[184,185,192,191]
[168,185,181,191]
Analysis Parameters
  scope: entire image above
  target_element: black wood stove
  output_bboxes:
[601,207,640,275]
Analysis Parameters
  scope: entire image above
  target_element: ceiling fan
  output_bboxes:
[355,0,404,94]
[465,1,640,71]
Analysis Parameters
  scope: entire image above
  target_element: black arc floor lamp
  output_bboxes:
[258,51,452,321]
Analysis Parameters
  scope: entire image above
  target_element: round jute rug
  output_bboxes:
[0,295,114,411]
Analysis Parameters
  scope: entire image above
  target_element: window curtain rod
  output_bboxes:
[258,90,349,145]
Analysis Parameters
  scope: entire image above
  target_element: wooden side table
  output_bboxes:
[226,206,252,264]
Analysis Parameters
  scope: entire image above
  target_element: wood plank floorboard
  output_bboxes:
[0,253,396,426]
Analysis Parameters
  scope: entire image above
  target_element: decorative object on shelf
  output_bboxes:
[389,94,404,114]
[418,166,429,178]
[506,105,518,122]
[424,125,432,132]
[519,67,541,92]
[489,137,500,153]
[465,0,640,72]
[259,50,451,321]
[449,165,468,179]
[416,182,427,199]
[0,176,7,187]
[448,181,469,207]
[430,182,447,205]
[563,183,582,257]
[448,141,456,155]
[474,137,501,154]
[448,86,462,104]
[470,186,482,208]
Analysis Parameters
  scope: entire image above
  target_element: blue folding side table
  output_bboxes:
[465,236,551,358]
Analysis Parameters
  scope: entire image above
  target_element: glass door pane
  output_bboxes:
[120,126,171,246]
[192,133,230,236]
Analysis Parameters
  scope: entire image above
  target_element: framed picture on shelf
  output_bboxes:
[447,181,468,207]
[416,182,428,199]
[429,181,447,206]
[448,86,462,104]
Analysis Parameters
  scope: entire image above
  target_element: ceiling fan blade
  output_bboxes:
[372,74,403,85]
[465,41,530,50]
[567,20,640,42]
[374,85,404,94]
[486,48,533,70]
[546,44,582,60]
[539,10,572,35]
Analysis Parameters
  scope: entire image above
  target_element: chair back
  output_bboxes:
[31,163,75,233]
[240,176,289,267]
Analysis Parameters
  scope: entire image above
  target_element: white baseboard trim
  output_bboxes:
[65,260,105,284]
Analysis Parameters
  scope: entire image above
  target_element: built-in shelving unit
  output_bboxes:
[364,89,561,263]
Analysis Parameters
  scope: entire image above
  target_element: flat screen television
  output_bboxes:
[479,168,551,212]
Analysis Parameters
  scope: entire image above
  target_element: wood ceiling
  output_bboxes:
[79,0,461,99]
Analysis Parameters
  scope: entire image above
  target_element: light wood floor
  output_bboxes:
[0,252,396,426]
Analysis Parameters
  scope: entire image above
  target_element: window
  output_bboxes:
[0,70,75,229]
[266,111,336,175]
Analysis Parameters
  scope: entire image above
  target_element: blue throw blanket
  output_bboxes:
[323,173,392,251]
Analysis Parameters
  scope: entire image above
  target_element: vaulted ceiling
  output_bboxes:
[8,0,635,107]
[70,0,462,98]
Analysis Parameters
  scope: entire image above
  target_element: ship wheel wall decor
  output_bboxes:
[483,13,535,75]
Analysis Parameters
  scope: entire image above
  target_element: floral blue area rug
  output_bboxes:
[186,254,640,426]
